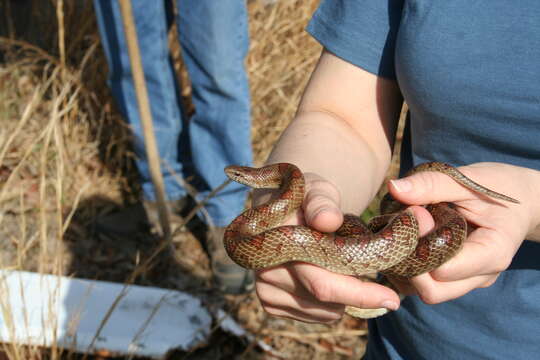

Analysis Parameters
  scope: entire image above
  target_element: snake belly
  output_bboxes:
[223,162,519,317]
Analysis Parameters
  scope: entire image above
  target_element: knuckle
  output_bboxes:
[479,277,498,289]
[431,267,453,282]
[256,266,292,284]
[254,281,275,303]
[418,288,442,305]
[492,263,509,274]
[429,266,445,280]
[305,192,337,213]
[491,256,512,273]
[351,291,367,308]
[322,313,342,323]
[309,177,339,195]
[309,278,335,303]
[256,269,274,283]
[256,294,282,315]
[484,232,513,273]
[262,306,281,317]
[417,172,439,197]
[306,180,340,205]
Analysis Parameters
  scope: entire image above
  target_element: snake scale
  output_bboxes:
[223,162,519,318]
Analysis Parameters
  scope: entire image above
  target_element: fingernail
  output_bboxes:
[381,300,399,311]
[390,179,412,193]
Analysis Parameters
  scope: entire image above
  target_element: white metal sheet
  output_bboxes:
[0,270,211,358]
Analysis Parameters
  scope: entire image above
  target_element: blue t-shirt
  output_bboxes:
[307,1,540,359]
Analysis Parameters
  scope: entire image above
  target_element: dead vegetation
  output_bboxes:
[0,0,377,359]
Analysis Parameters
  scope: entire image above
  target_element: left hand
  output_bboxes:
[386,162,540,305]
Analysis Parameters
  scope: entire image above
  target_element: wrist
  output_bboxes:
[524,167,540,241]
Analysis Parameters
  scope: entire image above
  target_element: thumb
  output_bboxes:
[302,173,343,233]
[388,169,474,205]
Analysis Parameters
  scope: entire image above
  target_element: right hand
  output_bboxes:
[252,172,404,323]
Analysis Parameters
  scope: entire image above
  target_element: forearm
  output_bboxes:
[262,50,403,214]
[266,111,388,214]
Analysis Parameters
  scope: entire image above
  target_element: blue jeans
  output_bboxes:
[93,0,252,227]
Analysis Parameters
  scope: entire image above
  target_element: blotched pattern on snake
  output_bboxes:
[223,162,519,318]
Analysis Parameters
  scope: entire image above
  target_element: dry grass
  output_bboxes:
[0,0,378,359]
[247,1,322,165]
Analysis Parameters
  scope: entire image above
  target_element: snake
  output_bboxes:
[223,162,519,318]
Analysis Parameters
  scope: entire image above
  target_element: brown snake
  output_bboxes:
[223,162,519,317]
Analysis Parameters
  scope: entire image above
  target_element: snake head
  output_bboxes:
[225,164,286,189]
[224,165,253,185]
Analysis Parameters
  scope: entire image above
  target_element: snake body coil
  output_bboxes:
[223,162,518,317]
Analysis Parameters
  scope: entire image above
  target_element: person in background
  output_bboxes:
[250,1,540,359]
[93,0,254,295]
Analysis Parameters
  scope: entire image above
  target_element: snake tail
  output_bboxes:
[409,162,519,204]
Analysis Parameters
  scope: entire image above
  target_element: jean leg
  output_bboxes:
[177,0,252,227]
[93,0,186,202]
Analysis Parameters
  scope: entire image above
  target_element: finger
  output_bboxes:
[430,227,513,282]
[256,265,315,300]
[407,205,435,237]
[258,263,400,310]
[291,262,401,311]
[256,281,344,323]
[303,174,343,232]
[409,272,499,305]
[389,167,479,205]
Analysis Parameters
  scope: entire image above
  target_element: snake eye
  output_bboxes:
[225,167,245,181]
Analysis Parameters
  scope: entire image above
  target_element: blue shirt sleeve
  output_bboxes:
[306,0,404,79]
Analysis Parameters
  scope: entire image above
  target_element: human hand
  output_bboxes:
[252,172,429,323]
[387,162,540,305]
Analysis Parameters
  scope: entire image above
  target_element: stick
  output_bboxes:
[117,0,171,240]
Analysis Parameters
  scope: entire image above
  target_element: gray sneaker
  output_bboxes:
[206,226,254,295]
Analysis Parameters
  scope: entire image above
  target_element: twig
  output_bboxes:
[117,0,171,241]
[171,178,232,238]
[261,329,368,339]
